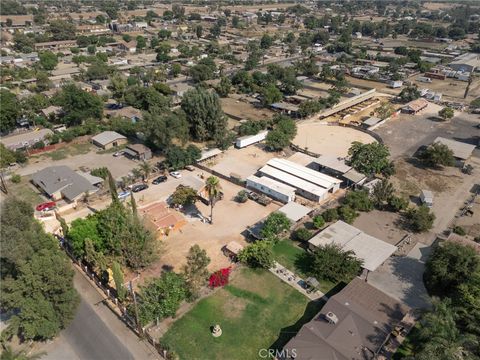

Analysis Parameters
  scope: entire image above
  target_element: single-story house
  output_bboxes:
[432,137,476,166]
[139,201,186,235]
[401,98,429,114]
[91,131,127,150]
[308,220,397,272]
[40,105,63,118]
[283,278,413,360]
[124,144,152,161]
[104,106,143,122]
[31,165,98,202]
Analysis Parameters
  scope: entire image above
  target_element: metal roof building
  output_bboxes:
[278,202,312,223]
[308,221,397,272]
[433,137,476,161]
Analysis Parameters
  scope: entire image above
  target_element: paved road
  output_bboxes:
[41,269,158,360]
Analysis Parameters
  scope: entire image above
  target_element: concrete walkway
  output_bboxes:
[269,262,325,301]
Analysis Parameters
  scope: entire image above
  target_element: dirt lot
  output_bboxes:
[292,123,376,157]
[353,210,406,246]
[221,97,274,121]
[374,103,480,159]
[140,179,280,279]
[409,77,479,104]
[453,195,480,239]
[208,144,277,180]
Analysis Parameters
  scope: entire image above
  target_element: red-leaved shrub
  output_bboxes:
[209,267,231,288]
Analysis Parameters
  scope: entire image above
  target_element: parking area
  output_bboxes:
[17,146,140,179]
[374,103,480,159]
[292,123,376,157]
[207,144,277,180]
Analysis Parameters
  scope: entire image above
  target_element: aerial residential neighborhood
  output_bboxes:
[0,1,479,360]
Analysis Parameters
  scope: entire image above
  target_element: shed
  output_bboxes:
[223,241,244,260]
[401,98,429,114]
[278,202,312,223]
[362,116,382,128]
[91,131,127,150]
[433,137,475,163]
[420,190,433,208]
[198,148,222,162]
[124,144,152,161]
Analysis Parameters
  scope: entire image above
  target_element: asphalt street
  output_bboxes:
[42,268,158,360]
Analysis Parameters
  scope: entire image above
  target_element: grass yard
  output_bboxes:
[272,239,336,294]
[3,176,43,207]
[160,267,324,360]
[40,143,93,161]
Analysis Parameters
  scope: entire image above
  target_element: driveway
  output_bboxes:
[368,243,432,310]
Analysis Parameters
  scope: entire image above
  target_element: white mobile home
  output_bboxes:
[246,175,295,203]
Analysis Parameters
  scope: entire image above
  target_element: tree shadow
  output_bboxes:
[293,251,314,277]
[269,299,326,351]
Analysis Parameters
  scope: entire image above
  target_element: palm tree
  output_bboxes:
[138,161,152,182]
[205,176,221,224]
[0,345,45,360]
[371,179,394,209]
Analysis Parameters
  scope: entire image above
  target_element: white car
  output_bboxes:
[170,171,182,179]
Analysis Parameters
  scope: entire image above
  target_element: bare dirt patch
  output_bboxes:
[222,293,248,319]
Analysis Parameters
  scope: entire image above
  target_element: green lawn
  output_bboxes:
[160,268,324,360]
[4,176,42,207]
[272,239,336,293]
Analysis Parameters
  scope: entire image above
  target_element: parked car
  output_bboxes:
[132,184,149,192]
[185,165,195,171]
[170,171,182,179]
[247,191,259,201]
[118,191,131,200]
[36,201,56,212]
[113,151,124,157]
[152,175,168,184]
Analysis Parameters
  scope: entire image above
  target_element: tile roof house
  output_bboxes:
[32,165,98,202]
[139,201,186,235]
[283,278,412,360]
[401,98,429,114]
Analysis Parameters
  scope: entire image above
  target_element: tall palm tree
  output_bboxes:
[205,176,221,224]
[0,345,45,360]
[138,161,152,182]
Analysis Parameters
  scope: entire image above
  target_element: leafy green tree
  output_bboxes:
[216,76,231,97]
[348,141,392,176]
[399,85,420,103]
[39,51,58,71]
[310,244,363,283]
[299,100,323,117]
[171,185,197,206]
[376,101,395,120]
[205,176,221,224]
[181,245,210,298]
[1,198,79,341]
[438,107,454,121]
[338,205,358,224]
[260,84,283,106]
[265,128,290,151]
[55,84,103,126]
[414,299,479,360]
[388,196,408,212]
[404,205,435,233]
[112,261,126,302]
[85,61,111,80]
[422,142,455,168]
[322,208,339,222]
[143,110,189,150]
[138,161,152,181]
[261,212,291,239]
[137,272,187,325]
[0,89,20,133]
[124,86,170,112]
[294,228,312,242]
[68,216,104,257]
[312,215,325,229]
[164,144,200,170]
[265,116,297,151]
[136,36,146,50]
[343,190,373,212]
[181,87,227,142]
[48,20,76,40]
[260,33,273,49]
[238,241,274,269]
[424,242,480,298]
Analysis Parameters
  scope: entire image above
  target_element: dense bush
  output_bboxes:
[312,215,325,229]
[322,208,339,222]
[294,227,312,242]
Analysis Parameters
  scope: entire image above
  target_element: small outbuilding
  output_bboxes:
[91,131,127,150]
[277,202,312,223]
[432,137,476,166]
[420,189,433,208]
[124,144,152,161]
[223,241,244,261]
[401,98,429,114]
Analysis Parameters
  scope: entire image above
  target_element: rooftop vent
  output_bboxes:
[325,312,338,325]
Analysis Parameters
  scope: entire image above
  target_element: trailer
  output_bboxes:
[417,76,432,83]
[235,130,268,148]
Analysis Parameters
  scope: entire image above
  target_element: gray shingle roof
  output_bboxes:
[32,165,96,201]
